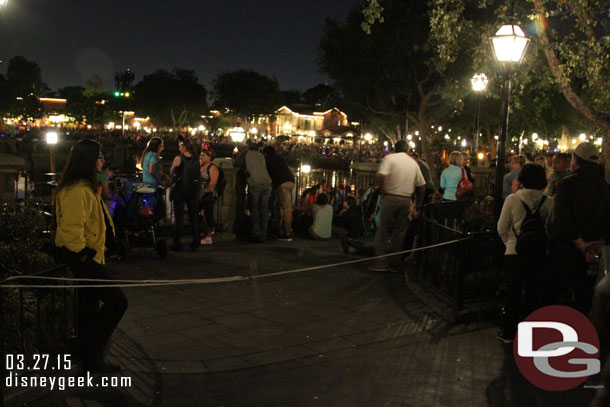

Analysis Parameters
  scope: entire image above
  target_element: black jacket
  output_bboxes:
[551,165,610,246]
[265,153,295,189]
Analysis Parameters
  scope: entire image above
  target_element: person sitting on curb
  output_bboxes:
[309,193,333,240]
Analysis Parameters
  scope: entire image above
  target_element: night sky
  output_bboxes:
[0,0,362,93]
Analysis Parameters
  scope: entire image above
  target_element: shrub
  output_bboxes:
[0,200,56,280]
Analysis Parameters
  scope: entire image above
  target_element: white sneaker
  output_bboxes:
[200,236,213,245]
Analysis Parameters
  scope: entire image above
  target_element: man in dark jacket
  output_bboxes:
[548,142,610,313]
[263,146,296,241]
[409,151,435,204]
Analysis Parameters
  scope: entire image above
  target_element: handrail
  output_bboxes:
[1,263,75,407]
[414,200,503,312]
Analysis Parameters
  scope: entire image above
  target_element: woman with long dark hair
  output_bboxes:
[140,136,165,185]
[199,145,219,244]
[55,139,128,373]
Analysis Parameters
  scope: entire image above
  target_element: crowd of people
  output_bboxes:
[496,142,610,344]
[51,130,609,378]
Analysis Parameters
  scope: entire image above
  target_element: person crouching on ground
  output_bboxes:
[336,196,364,240]
[496,163,553,344]
[309,193,333,240]
[55,139,128,373]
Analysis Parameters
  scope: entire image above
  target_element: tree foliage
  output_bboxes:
[0,56,44,120]
[319,0,479,177]
[5,56,43,97]
[133,68,207,129]
[303,84,337,109]
[58,86,93,124]
[362,0,610,176]
[211,69,282,128]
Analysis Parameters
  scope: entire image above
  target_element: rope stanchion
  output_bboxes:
[0,237,471,289]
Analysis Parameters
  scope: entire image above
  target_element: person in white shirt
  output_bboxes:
[309,194,333,240]
[369,140,426,272]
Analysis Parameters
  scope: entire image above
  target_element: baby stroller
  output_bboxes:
[112,177,168,259]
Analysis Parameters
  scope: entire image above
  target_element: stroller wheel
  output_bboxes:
[116,240,128,261]
[156,239,168,259]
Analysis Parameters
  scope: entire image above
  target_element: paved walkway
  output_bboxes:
[9,234,601,406]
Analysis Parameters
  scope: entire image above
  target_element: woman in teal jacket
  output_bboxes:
[440,151,464,201]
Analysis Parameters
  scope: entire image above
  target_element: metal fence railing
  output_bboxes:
[415,201,503,311]
[0,264,77,406]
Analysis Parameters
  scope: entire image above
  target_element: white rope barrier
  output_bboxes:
[0,237,471,289]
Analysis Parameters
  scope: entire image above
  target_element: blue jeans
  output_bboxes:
[248,183,271,239]
[173,194,200,246]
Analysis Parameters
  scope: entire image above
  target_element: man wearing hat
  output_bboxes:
[546,142,610,313]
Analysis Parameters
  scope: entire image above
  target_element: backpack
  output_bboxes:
[514,196,548,259]
[456,168,473,200]
[180,154,201,199]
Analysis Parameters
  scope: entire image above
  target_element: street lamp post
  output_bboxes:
[46,131,58,180]
[46,131,58,203]
[490,24,529,217]
[471,73,488,166]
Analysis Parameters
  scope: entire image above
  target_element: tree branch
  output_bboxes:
[533,0,610,129]
[369,107,400,118]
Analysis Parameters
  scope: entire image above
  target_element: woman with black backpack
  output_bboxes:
[496,163,554,344]
[170,134,200,252]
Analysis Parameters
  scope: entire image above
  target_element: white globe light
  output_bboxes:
[471,73,489,92]
[229,127,246,142]
[301,164,311,174]
[490,24,530,63]
[579,133,586,141]
[46,131,58,145]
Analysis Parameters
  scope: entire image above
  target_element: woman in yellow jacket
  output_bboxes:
[55,139,128,373]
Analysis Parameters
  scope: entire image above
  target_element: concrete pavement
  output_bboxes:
[12,234,600,406]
